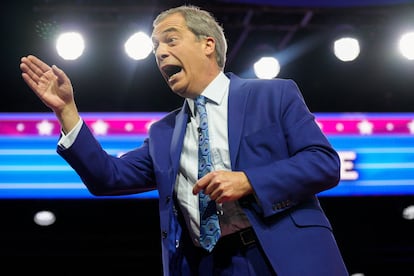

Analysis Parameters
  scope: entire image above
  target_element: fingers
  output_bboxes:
[52,64,70,86]
[20,55,52,83]
[20,62,40,93]
[21,71,39,93]
[193,172,222,201]
[193,171,253,203]
[27,55,52,74]
[192,173,210,195]
[20,55,64,96]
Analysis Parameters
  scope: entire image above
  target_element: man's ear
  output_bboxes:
[204,36,216,56]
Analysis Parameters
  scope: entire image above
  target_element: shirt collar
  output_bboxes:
[187,71,230,117]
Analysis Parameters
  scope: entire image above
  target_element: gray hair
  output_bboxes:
[153,5,227,70]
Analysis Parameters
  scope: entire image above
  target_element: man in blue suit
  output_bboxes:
[20,5,348,276]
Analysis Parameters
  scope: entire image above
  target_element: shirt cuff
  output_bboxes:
[57,118,83,149]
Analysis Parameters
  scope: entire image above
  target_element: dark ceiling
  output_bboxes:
[2,0,414,113]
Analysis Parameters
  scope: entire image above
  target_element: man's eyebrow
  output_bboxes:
[152,27,178,42]
[162,27,179,35]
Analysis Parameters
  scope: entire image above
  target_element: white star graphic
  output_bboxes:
[408,120,414,134]
[357,119,373,135]
[336,123,344,132]
[16,123,25,132]
[91,120,109,135]
[386,122,394,132]
[36,120,54,136]
[125,122,134,132]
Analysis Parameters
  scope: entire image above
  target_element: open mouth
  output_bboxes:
[163,65,182,80]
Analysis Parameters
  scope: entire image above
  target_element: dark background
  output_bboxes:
[1,0,414,275]
[3,0,414,113]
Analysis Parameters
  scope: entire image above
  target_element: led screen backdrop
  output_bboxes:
[1,112,414,199]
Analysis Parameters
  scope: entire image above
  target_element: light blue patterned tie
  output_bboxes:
[195,95,221,252]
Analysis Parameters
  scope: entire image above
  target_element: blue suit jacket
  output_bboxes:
[58,73,348,275]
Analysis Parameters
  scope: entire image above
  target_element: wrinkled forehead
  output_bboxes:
[151,13,187,39]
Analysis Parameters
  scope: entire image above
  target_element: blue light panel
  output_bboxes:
[1,112,413,198]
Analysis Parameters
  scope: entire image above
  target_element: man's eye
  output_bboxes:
[168,37,177,43]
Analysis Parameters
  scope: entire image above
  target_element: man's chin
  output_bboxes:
[171,87,188,98]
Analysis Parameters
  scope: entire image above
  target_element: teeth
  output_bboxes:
[168,71,180,81]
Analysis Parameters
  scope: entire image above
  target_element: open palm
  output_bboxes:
[20,55,74,112]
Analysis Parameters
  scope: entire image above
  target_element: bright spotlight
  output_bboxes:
[124,31,153,60]
[398,32,414,60]
[56,31,85,60]
[402,205,414,220]
[33,210,56,226]
[253,57,280,79]
[333,37,360,62]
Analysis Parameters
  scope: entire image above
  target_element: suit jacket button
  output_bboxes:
[162,231,168,239]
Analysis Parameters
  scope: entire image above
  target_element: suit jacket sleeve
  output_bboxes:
[57,122,156,196]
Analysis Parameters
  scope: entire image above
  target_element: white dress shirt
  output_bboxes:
[176,72,250,246]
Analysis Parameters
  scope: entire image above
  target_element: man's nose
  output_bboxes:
[155,44,169,61]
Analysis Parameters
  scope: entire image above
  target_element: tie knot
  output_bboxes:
[195,95,206,107]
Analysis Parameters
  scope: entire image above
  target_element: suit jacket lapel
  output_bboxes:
[170,101,190,177]
[227,73,249,169]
